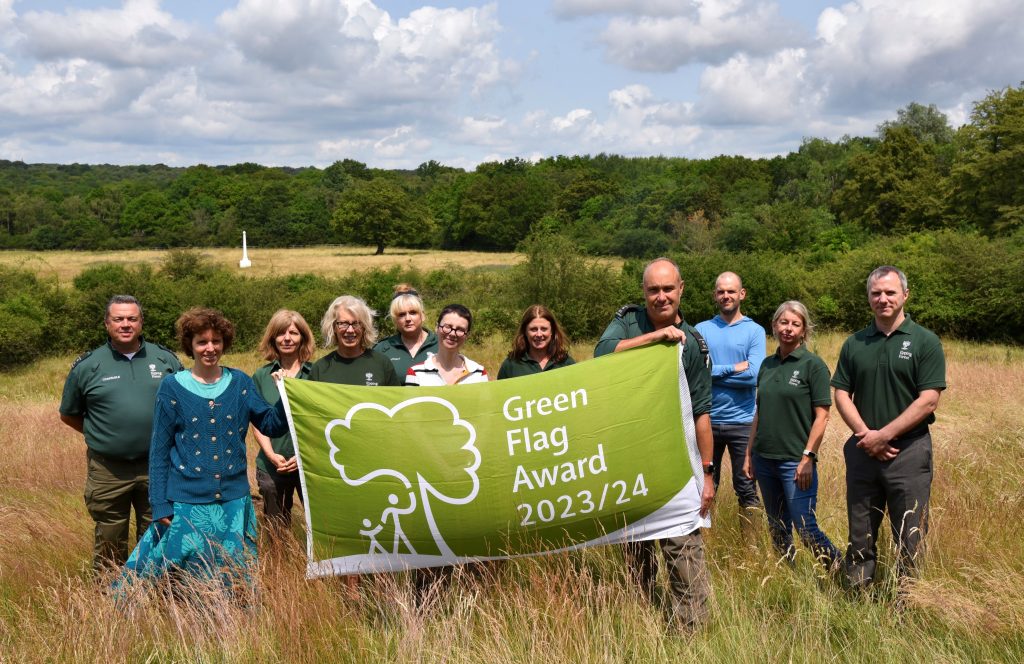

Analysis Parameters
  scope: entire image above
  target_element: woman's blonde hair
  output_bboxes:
[388,283,426,325]
[771,300,814,343]
[320,295,378,349]
[258,309,316,362]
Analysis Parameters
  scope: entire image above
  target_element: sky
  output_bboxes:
[0,0,1021,170]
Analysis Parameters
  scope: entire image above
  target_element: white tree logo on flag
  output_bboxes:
[323,396,481,557]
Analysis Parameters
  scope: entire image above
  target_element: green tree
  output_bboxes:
[878,102,955,145]
[333,178,425,254]
[833,127,946,233]
[951,84,1024,233]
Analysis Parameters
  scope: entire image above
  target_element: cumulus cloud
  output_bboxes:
[17,0,204,69]
[554,0,803,71]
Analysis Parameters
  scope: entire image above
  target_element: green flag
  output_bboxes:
[281,343,708,577]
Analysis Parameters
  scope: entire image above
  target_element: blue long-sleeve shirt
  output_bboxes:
[694,315,766,424]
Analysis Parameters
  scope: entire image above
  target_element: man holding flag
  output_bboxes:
[595,257,715,629]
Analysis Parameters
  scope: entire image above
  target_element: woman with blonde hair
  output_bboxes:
[373,284,439,383]
[742,301,840,569]
[310,295,401,387]
[251,309,316,531]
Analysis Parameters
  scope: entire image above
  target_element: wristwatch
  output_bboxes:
[802,450,817,463]
[702,461,716,476]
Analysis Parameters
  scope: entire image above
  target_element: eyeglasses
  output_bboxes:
[333,321,362,331]
[438,324,468,338]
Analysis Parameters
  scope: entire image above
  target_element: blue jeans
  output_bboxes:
[753,454,840,568]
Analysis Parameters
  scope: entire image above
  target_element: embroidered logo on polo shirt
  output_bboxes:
[149,363,164,379]
[788,370,801,386]
[899,340,913,360]
[101,375,120,381]
[364,372,379,386]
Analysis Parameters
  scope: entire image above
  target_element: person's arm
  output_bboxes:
[60,414,84,433]
[855,390,942,454]
[612,326,687,353]
[794,405,829,490]
[149,381,177,524]
[834,388,898,461]
[253,427,288,471]
[711,327,766,387]
[742,411,759,481]
[696,413,715,518]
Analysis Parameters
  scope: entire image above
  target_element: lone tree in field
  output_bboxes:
[332,177,420,254]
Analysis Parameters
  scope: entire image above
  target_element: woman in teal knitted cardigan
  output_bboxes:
[121,307,289,590]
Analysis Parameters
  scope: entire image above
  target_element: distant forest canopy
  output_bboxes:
[1,85,1022,256]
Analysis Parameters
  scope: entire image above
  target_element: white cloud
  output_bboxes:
[18,0,203,69]
[696,48,810,124]
[554,1,804,71]
[552,0,691,18]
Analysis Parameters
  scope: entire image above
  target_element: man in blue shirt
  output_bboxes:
[695,272,766,533]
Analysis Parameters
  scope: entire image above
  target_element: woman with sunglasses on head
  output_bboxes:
[497,305,575,380]
[310,295,401,387]
[405,304,488,386]
[373,284,439,384]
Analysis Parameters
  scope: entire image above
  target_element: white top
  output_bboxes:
[404,354,489,386]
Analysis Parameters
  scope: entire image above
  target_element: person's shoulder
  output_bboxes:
[251,362,275,379]
[739,316,766,333]
[67,346,101,374]
[372,335,399,352]
[694,316,719,332]
[463,355,487,375]
[614,303,642,321]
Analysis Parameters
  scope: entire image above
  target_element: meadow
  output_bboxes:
[0,246,533,285]
[1,328,1022,663]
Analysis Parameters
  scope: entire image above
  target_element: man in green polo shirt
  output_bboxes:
[59,295,183,572]
[594,257,715,630]
[832,266,946,591]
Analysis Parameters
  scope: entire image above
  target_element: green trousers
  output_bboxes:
[84,450,151,572]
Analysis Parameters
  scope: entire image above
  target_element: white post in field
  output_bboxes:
[239,231,252,268]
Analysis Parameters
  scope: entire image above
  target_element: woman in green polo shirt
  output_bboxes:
[251,309,316,532]
[372,284,439,384]
[497,305,575,380]
[742,301,840,569]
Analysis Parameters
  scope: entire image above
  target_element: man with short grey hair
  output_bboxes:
[832,266,946,590]
[59,295,182,571]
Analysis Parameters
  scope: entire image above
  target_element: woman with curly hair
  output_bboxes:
[121,307,289,588]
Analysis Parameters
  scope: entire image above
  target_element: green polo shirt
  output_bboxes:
[496,354,576,380]
[372,331,439,384]
[594,305,712,416]
[252,360,311,475]
[59,338,184,460]
[309,349,401,387]
[831,315,946,438]
[753,345,831,460]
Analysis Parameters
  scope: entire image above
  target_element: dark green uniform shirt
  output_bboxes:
[753,345,832,460]
[251,360,312,475]
[831,315,946,438]
[309,349,402,387]
[59,338,183,460]
[593,305,712,416]
[496,354,576,380]
[372,331,439,384]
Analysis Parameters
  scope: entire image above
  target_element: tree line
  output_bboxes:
[1,85,1022,256]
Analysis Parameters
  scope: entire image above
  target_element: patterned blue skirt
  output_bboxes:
[119,495,258,588]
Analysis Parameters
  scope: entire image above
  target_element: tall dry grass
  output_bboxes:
[1,334,1023,662]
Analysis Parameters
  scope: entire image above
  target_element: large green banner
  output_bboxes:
[281,343,708,577]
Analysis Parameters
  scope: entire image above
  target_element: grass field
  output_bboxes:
[0,246,531,284]
[2,331,1023,663]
